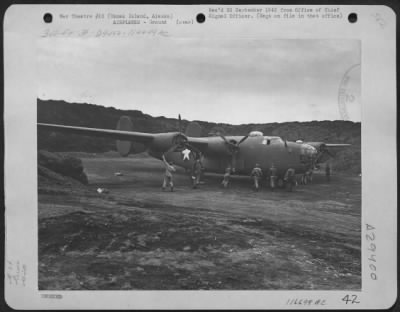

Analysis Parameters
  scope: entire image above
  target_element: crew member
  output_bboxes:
[300,173,307,185]
[301,169,313,185]
[284,168,296,192]
[191,158,203,189]
[269,164,277,191]
[162,154,176,192]
[251,163,263,191]
[222,167,231,188]
[307,169,313,183]
[325,163,331,182]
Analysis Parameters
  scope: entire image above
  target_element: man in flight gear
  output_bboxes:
[269,163,277,191]
[251,163,263,191]
[222,167,231,188]
[191,157,203,189]
[162,154,176,192]
[284,168,296,192]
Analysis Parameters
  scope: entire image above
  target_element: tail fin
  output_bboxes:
[116,116,133,156]
[185,121,202,137]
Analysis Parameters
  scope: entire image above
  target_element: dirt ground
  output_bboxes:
[38,152,361,290]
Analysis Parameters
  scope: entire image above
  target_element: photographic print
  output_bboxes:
[4,4,396,310]
[37,37,361,290]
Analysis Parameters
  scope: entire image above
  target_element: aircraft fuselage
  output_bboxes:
[149,135,317,177]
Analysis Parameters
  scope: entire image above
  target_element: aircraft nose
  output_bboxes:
[301,144,318,158]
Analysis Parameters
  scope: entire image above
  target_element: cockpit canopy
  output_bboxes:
[249,131,284,145]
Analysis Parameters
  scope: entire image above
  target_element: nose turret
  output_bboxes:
[300,143,318,163]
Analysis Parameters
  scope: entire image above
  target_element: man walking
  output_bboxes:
[269,163,277,191]
[162,154,176,192]
[191,157,203,189]
[284,168,296,192]
[251,163,263,191]
[221,167,231,188]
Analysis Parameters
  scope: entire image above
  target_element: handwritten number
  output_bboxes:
[342,294,360,304]
[351,295,360,304]
[366,232,375,241]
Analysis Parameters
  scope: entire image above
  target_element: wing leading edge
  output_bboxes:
[324,144,352,147]
[37,123,154,143]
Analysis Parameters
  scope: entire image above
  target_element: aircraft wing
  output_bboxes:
[324,144,351,148]
[185,137,209,152]
[37,123,154,143]
[305,142,351,150]
[304,142,351,164]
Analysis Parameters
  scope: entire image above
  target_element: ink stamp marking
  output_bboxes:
[338,63,361,121]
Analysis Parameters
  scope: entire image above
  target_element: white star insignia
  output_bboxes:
[182,148,191,161]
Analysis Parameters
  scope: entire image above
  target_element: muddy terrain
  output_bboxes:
[38,152,361,290]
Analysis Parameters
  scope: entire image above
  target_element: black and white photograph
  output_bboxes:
[37,35,362,290]
[4,4,397,310]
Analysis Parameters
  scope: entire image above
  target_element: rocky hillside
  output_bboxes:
[37,99,361,173]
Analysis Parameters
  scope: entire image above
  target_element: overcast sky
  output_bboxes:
[37,38,360,124]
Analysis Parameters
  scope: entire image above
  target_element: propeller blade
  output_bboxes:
[178,114,182,133]
[219,135,230,145]
[238,135,249,145]
[231,152,237,173]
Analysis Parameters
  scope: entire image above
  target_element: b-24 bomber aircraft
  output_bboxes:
[38,115,350,184]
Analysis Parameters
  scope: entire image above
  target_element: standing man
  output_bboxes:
[325,163,331,182]
[162,154,176,192]
[300,173,307,185]
[307,169,313,183]
[301,169,313,185]
[221,167,231,188]
[284,168,296,192]
[191,157,203,189]
[251,163,263,191]
[269,163,277,191]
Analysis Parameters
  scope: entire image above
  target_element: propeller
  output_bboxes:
[217,132,249,173]
[312,144,334,167]
[319,144,334,157]
[178,114,182,133]
[166,114,201,160]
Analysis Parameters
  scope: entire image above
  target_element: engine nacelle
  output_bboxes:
[151,132,186,152]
